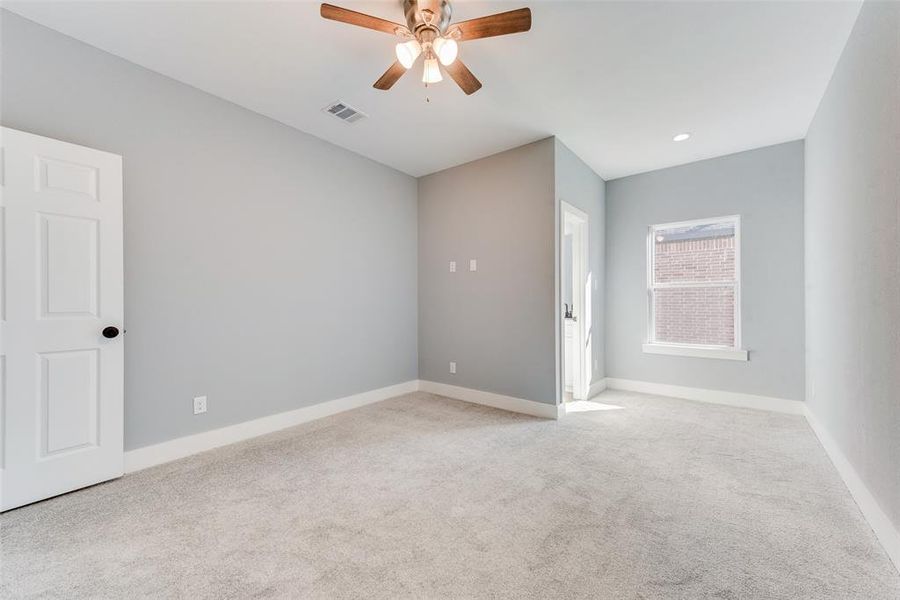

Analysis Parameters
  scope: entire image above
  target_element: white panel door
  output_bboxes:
[0,127,124,511]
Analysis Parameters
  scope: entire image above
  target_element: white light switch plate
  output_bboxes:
[449,261,456,273]
[469,259,477,271]
[193,395,207,415]
[449,361,457,374]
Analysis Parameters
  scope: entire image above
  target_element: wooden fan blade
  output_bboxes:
[374,61,408,90]
[320,3,408,35]
[452,8,531,42]
[444,60,482,95]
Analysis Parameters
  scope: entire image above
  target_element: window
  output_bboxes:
[644,215,747,360]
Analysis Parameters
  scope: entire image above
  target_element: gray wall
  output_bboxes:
[555,140,606,392]
[605,141,805,402]
[418,139,557,404]
[805,0,900,532]
[1,12,418,450]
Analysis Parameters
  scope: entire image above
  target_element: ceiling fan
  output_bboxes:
[320,0,532,95]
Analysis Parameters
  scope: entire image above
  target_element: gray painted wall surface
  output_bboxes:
[418,139,557,404]
[605,141,805,402]
[555,140,607,390]
[805,1,900,530]
[1,12,418,450]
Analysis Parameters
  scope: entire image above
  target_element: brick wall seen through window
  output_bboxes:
[649,217,739,347]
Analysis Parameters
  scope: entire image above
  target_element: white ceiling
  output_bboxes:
[4,1,861,179]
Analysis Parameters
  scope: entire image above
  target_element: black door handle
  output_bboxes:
[102,326,120,339]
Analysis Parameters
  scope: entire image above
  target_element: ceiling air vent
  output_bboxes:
[323,101,367,124]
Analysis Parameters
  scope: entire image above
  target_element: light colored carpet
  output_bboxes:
[2,390,899,599]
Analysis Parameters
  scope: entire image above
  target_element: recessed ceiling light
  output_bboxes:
[673,133,691,142]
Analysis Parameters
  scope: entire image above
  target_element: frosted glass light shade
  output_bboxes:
[433,37,458,66]
[395,40,422,69]
[422,57,443,83]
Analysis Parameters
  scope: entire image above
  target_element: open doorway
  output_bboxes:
[560,201,590,403]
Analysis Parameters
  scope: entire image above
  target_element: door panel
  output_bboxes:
[40,349,99,456]
[37,156,100,200]
[39,213,100,318]
[1,127,123,511]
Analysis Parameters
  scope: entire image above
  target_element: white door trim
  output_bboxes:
[559,201,590,403]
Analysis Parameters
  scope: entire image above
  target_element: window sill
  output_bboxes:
[642,343,748,361]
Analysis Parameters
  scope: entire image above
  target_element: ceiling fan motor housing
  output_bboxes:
[403,0,452,35]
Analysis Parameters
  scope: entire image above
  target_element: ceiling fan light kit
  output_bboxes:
[320,0,532,95]
[395,39,422,69]
[432,36,458,66]
[422,55,443,84]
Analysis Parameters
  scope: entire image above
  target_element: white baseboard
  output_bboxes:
[127,379,556,472]
[124,380,419,473]
[418,380,559,419]
[122,374,898,574]
[588,378,608,399]
[604,378,804,415]
[599,377,897,572]
[804,407,900,573]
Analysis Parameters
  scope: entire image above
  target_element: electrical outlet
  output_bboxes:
[449,261,456,273]
[193,395,207,415]
[449,361,456,374]
[469,259,477,272]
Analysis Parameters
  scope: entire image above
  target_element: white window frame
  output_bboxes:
[643,215,748,361]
